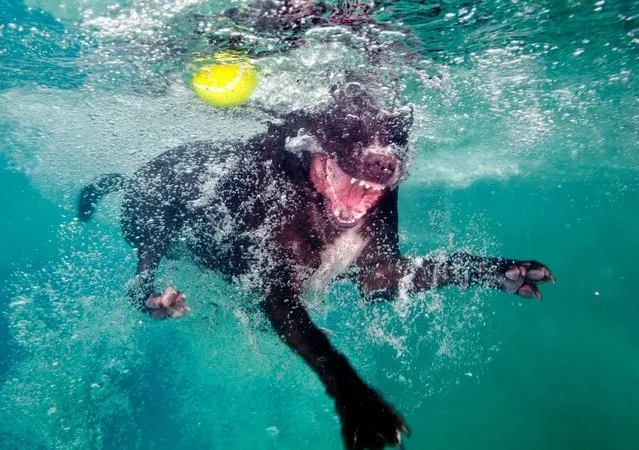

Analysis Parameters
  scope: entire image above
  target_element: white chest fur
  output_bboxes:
[305,226,370,292]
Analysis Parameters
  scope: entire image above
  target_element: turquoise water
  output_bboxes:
[1,0,638,448]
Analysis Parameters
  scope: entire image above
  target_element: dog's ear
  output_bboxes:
[284,128,322,155]
[282,144,313,183]
[281,127,319,182]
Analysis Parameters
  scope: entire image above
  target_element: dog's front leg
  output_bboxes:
[262,275,409,449]
[435,253,555,298]
[358,252,554,301]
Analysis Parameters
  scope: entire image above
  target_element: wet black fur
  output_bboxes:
[79,92,551,450]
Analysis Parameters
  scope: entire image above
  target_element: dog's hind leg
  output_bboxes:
[120,168,193,318]
[121,200,189,319]
[127,245,190,319]
[127,248,162,311]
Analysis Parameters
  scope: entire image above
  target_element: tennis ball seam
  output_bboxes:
[192,65,248,93]
[191,61,257,108]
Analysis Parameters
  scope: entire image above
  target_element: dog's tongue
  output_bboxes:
[333,174,366,209]
[332,160,383,206]
[310,154,384,226]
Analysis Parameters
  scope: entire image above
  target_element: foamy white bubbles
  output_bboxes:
[0,83,263,206]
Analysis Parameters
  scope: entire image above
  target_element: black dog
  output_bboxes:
[78,88,553,449]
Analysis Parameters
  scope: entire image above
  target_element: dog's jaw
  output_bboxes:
[310,153,389,229]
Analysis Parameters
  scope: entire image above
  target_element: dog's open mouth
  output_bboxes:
[310,154,388,228]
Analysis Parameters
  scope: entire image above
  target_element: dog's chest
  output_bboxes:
[305,227,370,291]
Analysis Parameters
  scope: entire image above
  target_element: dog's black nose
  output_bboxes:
[363,153,399,184]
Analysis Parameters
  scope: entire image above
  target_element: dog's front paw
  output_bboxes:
[146,287,190,319]
[497,260,555,299]
[336,385,409,450]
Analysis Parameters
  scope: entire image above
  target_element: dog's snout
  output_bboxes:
[364,153,399,184]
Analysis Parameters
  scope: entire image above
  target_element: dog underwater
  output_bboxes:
[79,84,554,449]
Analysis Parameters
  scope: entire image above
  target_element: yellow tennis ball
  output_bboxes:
[191,63,258,108]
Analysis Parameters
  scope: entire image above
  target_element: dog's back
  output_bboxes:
[116,122,318,282]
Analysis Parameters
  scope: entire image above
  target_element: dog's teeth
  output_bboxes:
[364,183,370,189]
[350,178,357,184]
[333,209,340,216]
[359,180,365,187]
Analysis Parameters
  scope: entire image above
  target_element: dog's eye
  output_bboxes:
[342,114,361,132]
